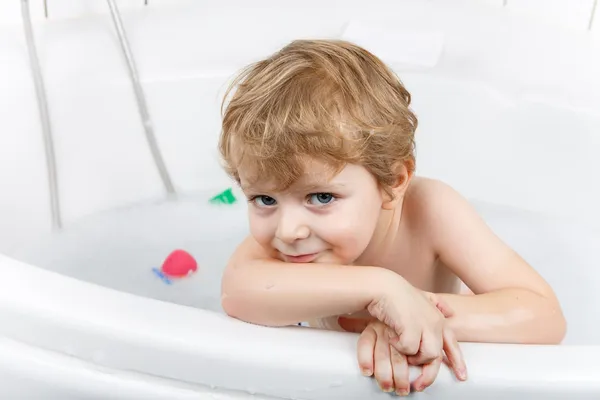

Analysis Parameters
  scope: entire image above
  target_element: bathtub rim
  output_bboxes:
[1,253,600,400]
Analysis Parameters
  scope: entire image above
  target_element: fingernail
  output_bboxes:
[361,368,372,376]
[380,384,393,392]
[396,389,410,396]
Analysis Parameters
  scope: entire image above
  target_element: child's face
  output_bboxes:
[239,159,386,265]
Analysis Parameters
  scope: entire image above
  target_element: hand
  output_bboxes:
[341,281,467,390]
[368,277,461,364]
[421,290,456,319]
[340,316,466,393]
[352,319,412,396]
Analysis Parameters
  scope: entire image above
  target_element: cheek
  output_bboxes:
[248,211,274,247]
[322,200,381,262]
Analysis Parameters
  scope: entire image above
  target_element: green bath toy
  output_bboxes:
[210,188,237,205]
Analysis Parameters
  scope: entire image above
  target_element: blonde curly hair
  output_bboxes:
[219,39,417,197]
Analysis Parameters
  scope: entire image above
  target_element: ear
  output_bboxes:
[381,159,414,210]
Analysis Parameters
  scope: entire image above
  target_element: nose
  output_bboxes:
[275,208,310,244]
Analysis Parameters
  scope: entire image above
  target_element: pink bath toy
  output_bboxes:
[161,249,198,278]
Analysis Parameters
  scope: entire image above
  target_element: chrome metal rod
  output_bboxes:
[589,0,598,30]
[21,0,62,229]
[106,0,176,196]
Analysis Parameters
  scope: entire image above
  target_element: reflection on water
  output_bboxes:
[8,191,249,313]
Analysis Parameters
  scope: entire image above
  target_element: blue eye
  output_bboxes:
[309,193,335,205]
[253,195,277,207]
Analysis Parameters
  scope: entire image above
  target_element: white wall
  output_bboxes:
[1,0,600,252]
[1,0,600,37]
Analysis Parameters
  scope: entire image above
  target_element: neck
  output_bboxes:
[355,201,403,266]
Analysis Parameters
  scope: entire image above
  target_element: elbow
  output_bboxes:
[521,289,567,344]
[220,291,240,319]
[221,293,288,327]
[220,266,248,320]
[543,294,567,344]
[220,289,258,323]
[220,283,289,327]
[530,301,567,345]
[545,310,567,345]
[220,264,297,327]
[508,293,567,345]
[220,277,251,322]
[220,272,244,320]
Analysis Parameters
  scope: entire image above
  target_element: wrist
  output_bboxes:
[364,267,408,306]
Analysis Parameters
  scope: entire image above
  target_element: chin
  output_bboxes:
[315,252,357,266]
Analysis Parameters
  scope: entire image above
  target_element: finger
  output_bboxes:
[442,327,468,381]
[407,330,441,365]
[389,327,421,356]
[338,317,372,333]
[356,325,377,376]
[373,328,394,393]
[390,345,410,396]
[422,291,454,318]
[435,297,455,318]
[412,356,442,393]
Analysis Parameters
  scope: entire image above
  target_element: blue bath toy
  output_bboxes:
[152,267,172,284]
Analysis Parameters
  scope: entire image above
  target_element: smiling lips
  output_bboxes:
[282,253,318,263]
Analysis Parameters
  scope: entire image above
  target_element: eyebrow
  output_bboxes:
[299,182,347,192]
[241,182,347,193]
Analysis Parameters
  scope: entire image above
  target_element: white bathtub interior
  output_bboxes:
[7,191,600,347]
[9,191,250,313]
[2,0,600,399]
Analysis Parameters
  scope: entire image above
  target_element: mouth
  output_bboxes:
[281,253,319,263]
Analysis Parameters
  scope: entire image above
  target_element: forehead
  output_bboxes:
[239,159,370,193]
[239,158,336,191]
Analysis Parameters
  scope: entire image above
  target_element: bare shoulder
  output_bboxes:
[403,176,470,227]
[404,177,556,298]
[402,176,489,251]
[406,176,462,203]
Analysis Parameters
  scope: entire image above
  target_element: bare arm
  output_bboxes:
[438,289,564,344]
[221,235,395,326]
[419,180,566,344]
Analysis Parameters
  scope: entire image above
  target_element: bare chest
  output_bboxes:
[367,235,460,295]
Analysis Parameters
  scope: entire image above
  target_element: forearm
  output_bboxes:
[438,289,566,344]
[221,260,393,326]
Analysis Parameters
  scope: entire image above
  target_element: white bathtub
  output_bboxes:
[1,0,600,398]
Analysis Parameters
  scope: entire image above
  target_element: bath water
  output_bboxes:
[6,192,600,344]
[8,191,249,313]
